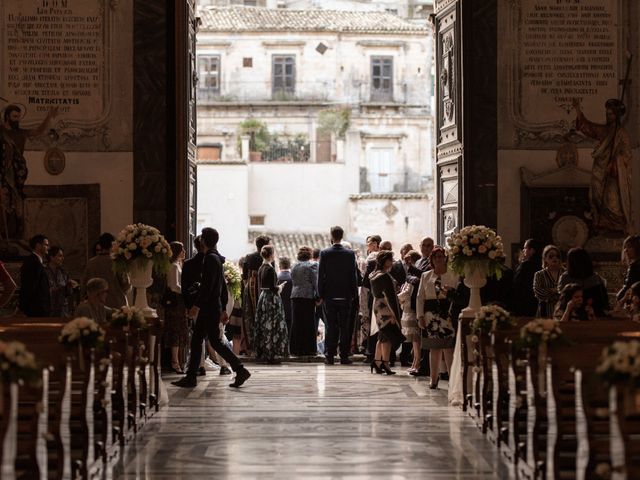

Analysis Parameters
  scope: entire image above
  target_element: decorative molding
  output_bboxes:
[356,40,407,49]
[520,165,591,188]
[349,193,429,201]
[262,41,306,48]
[436,143,462,159]
[435,0,458,15]
[359,132,407,140]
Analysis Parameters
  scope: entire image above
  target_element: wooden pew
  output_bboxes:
[0,321,104,479]
[517,320,638,479]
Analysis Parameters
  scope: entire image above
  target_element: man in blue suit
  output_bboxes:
[318,226,358,365]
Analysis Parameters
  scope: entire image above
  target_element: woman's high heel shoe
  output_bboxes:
[380,361,396,375]
[370,360,383,374]
[429,378,439,389]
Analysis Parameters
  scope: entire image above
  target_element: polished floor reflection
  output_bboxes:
[116,364,510,479]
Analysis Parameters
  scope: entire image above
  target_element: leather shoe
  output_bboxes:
[229,367,251,388]
[340,358,353,365]
[219,366,232,375]
[324,356,335,365]
[172,376,196,388]
[410,368,429,377]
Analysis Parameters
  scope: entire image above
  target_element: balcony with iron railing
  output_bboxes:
[359,168,430,194]
[196,80,430,107]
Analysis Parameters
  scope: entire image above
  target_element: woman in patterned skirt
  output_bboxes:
[416,246,459,389]
[254,245,289,364]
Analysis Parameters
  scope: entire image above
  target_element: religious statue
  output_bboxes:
[0,105,58,239]
[572,98,633,235]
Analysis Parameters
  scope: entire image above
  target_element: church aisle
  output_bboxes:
[116,364,510,479]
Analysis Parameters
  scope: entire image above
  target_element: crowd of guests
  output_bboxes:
[10,225,640,391]
[15,233,130,320]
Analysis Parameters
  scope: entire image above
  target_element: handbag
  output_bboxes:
[379,321,406,349]
[161,289,179,308]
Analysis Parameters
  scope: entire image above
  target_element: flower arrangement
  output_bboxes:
[111,223,171,275]
[596,340,640,385]
[446,225,505,278]
[59,317,105,349]
[224,261,242,302]
[519,319,564,348]
[0,340,40,385]
[471,305,516,334]
[110,306,148,330]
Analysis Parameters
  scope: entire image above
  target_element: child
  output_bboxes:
[623,281,640,322]
[554,283,595,322]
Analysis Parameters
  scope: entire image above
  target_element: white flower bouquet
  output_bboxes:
[471,305,515,334]
[446,225,505,278]
[224,261,242,302]
[111,223,171,275]
[59,317,105,349]
[109,306,148,330]
[0,340,40,385]
[519,319,564,348]
[596,340,640,385]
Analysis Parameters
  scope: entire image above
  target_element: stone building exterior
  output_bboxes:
[196,6,435,260]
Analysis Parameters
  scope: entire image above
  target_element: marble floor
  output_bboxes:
[115,364,511,479]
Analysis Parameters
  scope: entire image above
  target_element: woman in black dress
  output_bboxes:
[254,245,289,363]
[369,250,402,375]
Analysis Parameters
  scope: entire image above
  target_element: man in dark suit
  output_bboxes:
[173,228,250,388]
[318,226,358,365]
[390,243,414,285]
[513,238,542,316]
[407,236,434,377]
[20,234,51,317]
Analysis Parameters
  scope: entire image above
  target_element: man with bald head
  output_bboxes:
[406,236,434,376]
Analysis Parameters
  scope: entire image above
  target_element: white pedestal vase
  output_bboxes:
[460,261,489,318]
[449,260,489,407]
[129,260,157,318]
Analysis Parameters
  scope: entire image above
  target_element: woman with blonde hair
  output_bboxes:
[533,244,564,318]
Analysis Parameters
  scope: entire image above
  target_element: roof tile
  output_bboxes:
[198,6,429,34]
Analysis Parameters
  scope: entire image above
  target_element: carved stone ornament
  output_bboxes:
[445,99,455,121]
[382,201,399,219]
[440,29,455,127]
[551,215,589,251]
[43,147,66,176]
[445,212,457,232]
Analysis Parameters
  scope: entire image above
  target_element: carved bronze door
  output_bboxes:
[434,0,463,245]
[175,0,198,254]
[434,0,497,245]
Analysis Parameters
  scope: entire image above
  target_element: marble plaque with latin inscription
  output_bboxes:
[0,0,133,151]
[499,0,621,148]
